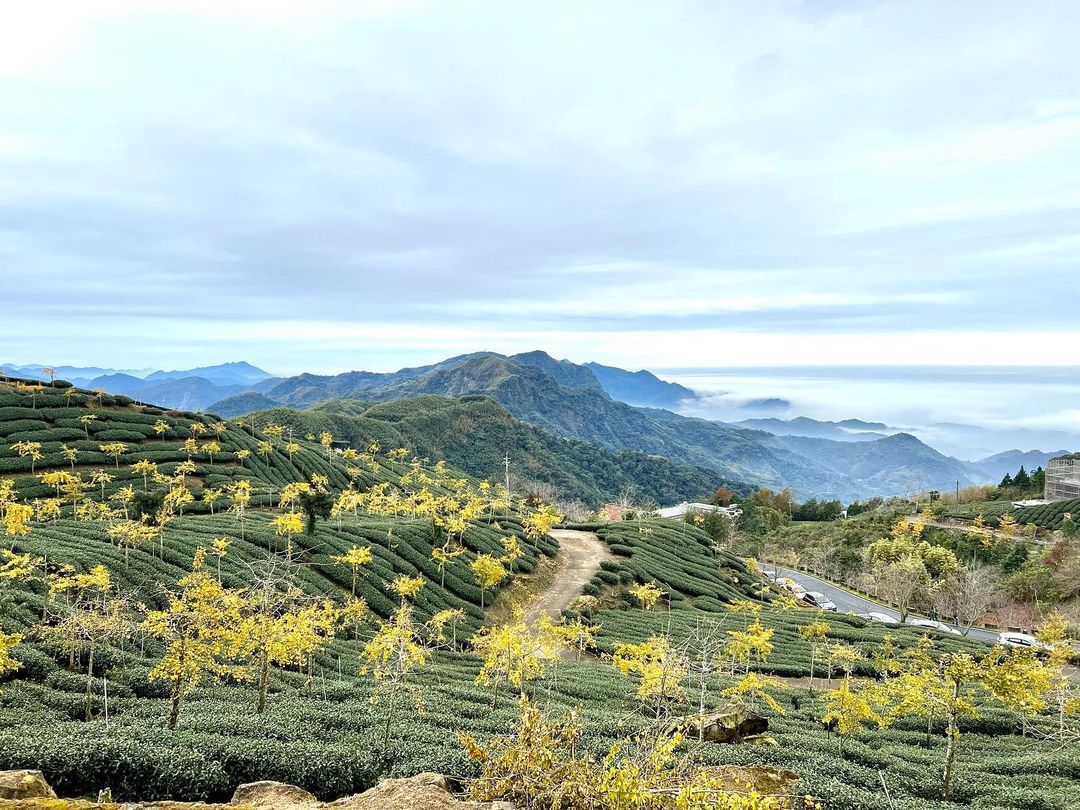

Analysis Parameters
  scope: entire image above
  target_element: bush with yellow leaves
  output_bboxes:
[461,697,806,809]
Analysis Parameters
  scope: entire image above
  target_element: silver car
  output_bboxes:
[803,591,837,611]
[859,611,900,626]
[907,618,961,636]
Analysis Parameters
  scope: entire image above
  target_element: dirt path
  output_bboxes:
[523,529,612,624]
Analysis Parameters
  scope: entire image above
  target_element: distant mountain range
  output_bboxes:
[10,354,1072,503]
[735,416,892,442]
[0,361,276,411]
[203,351,1005,501]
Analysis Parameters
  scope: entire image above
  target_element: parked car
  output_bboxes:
[907,618,962,636]
[858,611,900,626]
[776,577,806,599]
[997,631,1050,650]
[803,591,837,611]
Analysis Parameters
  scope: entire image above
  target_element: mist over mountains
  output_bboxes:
[6,354,1074,504]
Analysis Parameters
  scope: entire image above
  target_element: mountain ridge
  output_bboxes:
[209,351,991,501]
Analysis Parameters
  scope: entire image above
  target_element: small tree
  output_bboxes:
[472,553,506,609]
[202,441,221,466]
[333,545,374,596]
[11,441,43,473]
[472,614,561,708]
[99,442,128,469]
[360,602,430,747]
[612,635,687,719]
[244,563,339,713]
[79,414,98,439]
[229,480,252,538]
[142,551,251,729]
[798,619,829,686]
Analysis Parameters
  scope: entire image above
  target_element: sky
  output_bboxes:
[3,0,1080,374]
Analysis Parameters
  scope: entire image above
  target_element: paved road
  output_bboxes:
[761,565,1001,644]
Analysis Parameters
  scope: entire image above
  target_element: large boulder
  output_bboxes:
[328,773,513,810]
[0,770,57,800]
[674,710,769,743]
[231,781,320,810]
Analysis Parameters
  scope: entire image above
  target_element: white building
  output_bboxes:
[1046,454,1080,501]
[657,501,742,521]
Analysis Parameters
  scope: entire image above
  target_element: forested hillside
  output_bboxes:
[245,395,744,508]
[210,351,994,502]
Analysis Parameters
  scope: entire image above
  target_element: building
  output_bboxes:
[656,501,742,521]
[1045,454,1080,501]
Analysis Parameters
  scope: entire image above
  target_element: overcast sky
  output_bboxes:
[3,1,1079,374]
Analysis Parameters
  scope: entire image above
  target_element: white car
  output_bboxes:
[776,577,807,599]
[859,611,900,626]
[997,631,1049,650]
[803,591,837,611]
[907,618,962,636]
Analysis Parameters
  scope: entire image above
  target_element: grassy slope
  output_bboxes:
[2,514,1074,809]
[0,381,1074,809]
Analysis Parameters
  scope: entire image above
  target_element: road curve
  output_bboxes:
[761,565,1001,643]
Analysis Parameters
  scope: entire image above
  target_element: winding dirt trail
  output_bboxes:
[523,529,612,624]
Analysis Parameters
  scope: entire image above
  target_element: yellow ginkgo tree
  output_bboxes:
[333,545,375,596]
[360,595,431,747]
[142,550,251,729]
[471,553,506,610]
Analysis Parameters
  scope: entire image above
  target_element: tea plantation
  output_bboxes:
[1014,498,1080,530]
[0,379,1077,810]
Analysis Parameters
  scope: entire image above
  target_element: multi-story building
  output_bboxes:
[1045,454,1080,501]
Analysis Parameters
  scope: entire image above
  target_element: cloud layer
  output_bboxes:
[3,1,1079,372]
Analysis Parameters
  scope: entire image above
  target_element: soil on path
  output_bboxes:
[523,529,612,624]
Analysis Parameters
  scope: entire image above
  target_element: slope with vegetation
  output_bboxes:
[241,395,745,509]
[1,376,1077,810]
[210,351,975,502]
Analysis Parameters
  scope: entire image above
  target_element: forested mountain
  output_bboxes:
[243,395,742,508]
[766,432,984,496]
[206,351,993,502]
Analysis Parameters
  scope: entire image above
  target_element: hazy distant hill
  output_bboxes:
[207,350,989,501]
[736,416,892,442]
[0,361,276,411]
[973,449,1070,482]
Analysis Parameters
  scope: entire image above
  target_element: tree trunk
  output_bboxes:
[942,693,960,797]
[382,683,398,749]
[257,650,269,714]
[84,643,96,721]
[168,680,183,730]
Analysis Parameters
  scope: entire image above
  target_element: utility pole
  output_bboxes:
[503,453,511,496]
[956,480,960,505]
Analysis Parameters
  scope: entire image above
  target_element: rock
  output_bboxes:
[0,770,57,800]
[674,710,769,743]
[231,781,320,810]
[328,772,507,810]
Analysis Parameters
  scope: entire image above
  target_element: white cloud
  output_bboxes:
[1,1,1079,374]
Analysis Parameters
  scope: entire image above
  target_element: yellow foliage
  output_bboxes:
[630,582,664,610]
[612,635,687,704]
